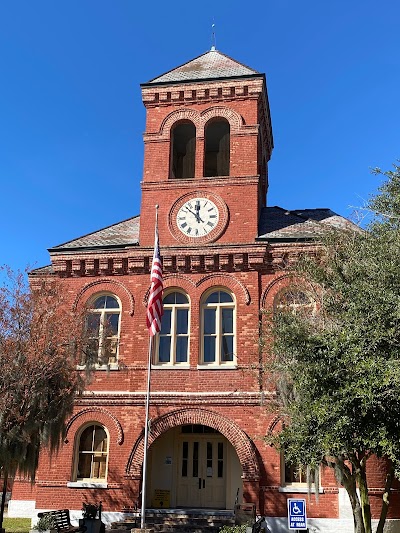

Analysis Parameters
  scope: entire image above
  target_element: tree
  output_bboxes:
[0,267,91,531]
[267,163,400,533]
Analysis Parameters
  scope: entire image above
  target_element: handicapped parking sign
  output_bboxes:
[288,498,307,530]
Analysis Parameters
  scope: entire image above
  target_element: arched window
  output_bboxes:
[204,119,230,177]
[75,424,109,481]
[170,122,196,179]
[86,294,121,366]
[274,288,316,317]
[157,291,190,365]
[201,290,235,365]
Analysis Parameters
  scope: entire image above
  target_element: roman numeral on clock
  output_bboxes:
[175,197,220,238]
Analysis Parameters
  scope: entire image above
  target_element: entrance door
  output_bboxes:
[177,436,226,508]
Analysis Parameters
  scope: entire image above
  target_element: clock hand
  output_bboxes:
[195,204,204,223]
[186,206,204,223]
[185,207,197,217]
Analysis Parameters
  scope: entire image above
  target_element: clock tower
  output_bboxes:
[138,48,273,248]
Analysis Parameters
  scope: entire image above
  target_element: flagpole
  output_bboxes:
[141,205,161,531]
[140,334,153,530]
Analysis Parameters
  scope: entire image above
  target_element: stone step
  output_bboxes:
[108,510,235,533]
[110,519,234,528]
[153,528,222,533]
[153,519,234,526]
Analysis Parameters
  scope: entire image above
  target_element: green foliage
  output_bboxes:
[267,163,400,533]
[219,524,251,533]
[35,515,57,532]
[82,503,99,519]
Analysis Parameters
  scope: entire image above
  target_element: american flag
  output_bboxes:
[146,225,163,336]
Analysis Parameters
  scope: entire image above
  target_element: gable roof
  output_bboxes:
[145,49,260,85]
[48,216,140,252]
[258,207,358,241]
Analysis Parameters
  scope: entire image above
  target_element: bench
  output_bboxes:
[37,509,86,533]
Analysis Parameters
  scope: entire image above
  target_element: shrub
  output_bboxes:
[36,515,56,532]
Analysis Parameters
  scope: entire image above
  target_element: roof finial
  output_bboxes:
[211,20,216,51]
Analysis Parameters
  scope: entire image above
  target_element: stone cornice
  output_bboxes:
[75,390,271,407]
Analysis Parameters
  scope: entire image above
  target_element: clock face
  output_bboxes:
[169,191,228,244]
[176,198,219,238]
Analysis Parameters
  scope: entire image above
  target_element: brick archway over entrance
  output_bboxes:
[126,408,260,481]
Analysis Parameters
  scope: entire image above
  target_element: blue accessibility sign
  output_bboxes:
[287,498,307,530]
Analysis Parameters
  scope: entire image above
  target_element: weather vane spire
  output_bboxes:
[211,20,216,51]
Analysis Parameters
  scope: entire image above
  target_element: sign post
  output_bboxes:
[288,498,307,531]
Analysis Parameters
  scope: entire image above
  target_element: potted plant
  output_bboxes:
[79,502,104,533]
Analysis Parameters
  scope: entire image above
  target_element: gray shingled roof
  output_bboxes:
[29,264,55,275]
[49,216,140,251]
[258,207,358,240]
[147,49,259,85]
[44,206,354,255]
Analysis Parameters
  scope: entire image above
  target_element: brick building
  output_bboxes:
[8,48,400,532]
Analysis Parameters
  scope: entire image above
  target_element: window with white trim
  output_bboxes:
[85,294,121,366]
[75,424,109,481]
[284,459,308,485]
[156,291,189,365]
[281,454,320,489]
[201,290,235,365]
[274,288,316,317]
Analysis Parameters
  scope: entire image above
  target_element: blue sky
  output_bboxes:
[1,0,399,273]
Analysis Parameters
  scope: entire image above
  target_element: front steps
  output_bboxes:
[108,509,235,533]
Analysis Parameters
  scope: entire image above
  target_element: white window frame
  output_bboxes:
[84,293,121,368]
[279,453,323,493]
[274,288,316,317]
[200,288,236,368]
[73,423,109,484]
[155,290,190,367]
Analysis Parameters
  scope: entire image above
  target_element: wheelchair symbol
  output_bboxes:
[292,502,302,514]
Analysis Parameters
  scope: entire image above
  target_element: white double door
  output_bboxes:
[176,436,226,508]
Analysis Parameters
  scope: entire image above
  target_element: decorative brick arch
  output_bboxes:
[158,106,249,141]
[159,109,201,140]
[196,274,251,305]
[64,407,124,445]
[266,415,284,438]
[126,408,259,480]
[142,274,196,307]
[261,274,294,309]
[200,106,243,134]
[261,274,314,310]
[73,278,135,316]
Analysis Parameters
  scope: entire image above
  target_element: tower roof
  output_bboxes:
[145,49,260,85]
